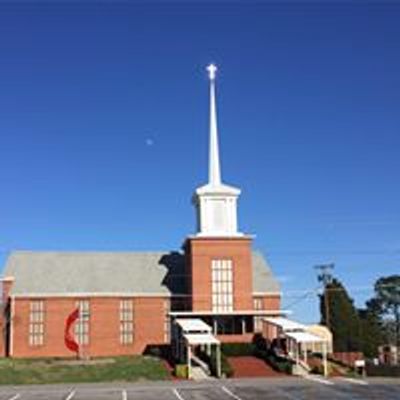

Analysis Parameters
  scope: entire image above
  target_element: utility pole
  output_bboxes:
[315,263,335,330]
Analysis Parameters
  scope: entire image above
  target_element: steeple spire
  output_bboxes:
[207,64,221,186]
[192,64,242,237]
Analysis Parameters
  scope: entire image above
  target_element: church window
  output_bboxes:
[75,300,90,345]
[120,299,134,345]
[29,300,45,346]
[163,299,170,343]
[211,259,233,312]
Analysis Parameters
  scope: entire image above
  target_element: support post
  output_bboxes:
[213,319,218,335]
[216,344,221,378]
[304,343,308,365]
[187,344,192,379]
[323,342,328,377]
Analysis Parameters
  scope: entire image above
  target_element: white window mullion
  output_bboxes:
[211,259,233,312]
[119,299,134,345]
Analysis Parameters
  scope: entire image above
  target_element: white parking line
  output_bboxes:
[338,377,368,385]
[65,390,76,400]
[304,375,334,385]
[122,389,128,400]
[7,395,21,400]
[172,388,185,400]
[222,386,243,400]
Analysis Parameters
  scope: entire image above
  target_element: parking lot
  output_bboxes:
[0,377,399,400]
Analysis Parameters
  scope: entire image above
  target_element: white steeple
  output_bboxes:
[207,64,221,186]
[193,64,242,237]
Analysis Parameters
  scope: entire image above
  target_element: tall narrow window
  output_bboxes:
[253,297,263,332]
[120,299,134,345]
[75,300,90,345]
[163,299,170,343]
[211,259,233,312]
[29,300,45,346]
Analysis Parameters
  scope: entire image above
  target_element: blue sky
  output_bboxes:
[0,2,399,322]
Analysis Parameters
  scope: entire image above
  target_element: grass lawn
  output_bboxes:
[0,356,170,385]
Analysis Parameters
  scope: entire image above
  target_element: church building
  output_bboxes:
[0,65,281,359]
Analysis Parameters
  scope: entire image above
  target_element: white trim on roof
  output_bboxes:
[253,291,281,296]
[170,309,290,317]
[11,292,186,299]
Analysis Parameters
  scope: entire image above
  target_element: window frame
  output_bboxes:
[74,299,90,346]
[119,299,134,345]
[29,299,45,347]
[211,259,234,312]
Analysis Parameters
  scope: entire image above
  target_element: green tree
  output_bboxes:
[320,278,362,352]
[369,275,400,357]
[358,302,384,358]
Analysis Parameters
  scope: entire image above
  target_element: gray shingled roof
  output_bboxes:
[252,251,280,293]
[3,250,279,296]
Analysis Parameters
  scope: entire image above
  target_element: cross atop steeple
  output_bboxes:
[207,63,217,80]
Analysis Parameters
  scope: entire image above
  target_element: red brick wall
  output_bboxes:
[332,352,364,367]
[185,237,254,311]
[11,296,169,358]
[256,295,281,311]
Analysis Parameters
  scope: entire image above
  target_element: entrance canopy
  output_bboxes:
[173,318,221,379]
[285,331,326,344]
[175,318,212,334]
[263,317,329,377]
[184,333,220,346]
[264,317,307,332]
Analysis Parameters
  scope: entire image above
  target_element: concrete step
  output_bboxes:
[191,366,214,381]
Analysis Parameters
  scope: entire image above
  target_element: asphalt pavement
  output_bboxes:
[0,377,399,400]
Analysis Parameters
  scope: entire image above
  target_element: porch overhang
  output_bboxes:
[184,333,220,346]
[170,309,290,317]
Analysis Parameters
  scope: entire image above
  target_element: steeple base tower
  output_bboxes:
[184,236,254,312]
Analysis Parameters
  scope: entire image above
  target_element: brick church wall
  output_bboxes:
[11,296,168,358]
[185,237,254,311]
[257,294,281,311]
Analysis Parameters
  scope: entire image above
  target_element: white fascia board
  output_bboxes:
[11,292,187,298]
[170,309,291,317]
[253,291,282,297]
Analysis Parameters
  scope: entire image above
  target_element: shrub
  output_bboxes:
[144,345,170,359]
[366,364,400,377]
[175,364,188,379]
[221,343,255,357]
[310,365,324,375]
[198,349,234,378]
[220,353,234,378]
[263,351,293,374]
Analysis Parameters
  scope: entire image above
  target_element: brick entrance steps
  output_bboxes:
[228,356,286,378]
